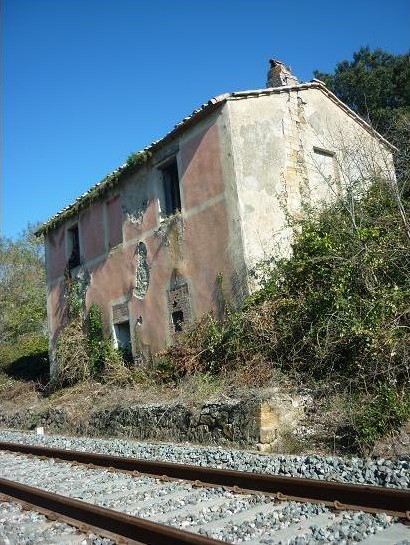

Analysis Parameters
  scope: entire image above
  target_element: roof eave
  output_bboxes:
[36,96,228,236]
[36,82,396,237]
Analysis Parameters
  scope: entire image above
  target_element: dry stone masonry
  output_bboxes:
[0,393,304,451]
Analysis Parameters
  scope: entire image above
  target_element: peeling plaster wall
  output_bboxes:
[134,242,150,298]
[107,195,123,249]
[119,109,246,358]
[44,107,245,364]
[46,225,66,281]
[44,87,394,369]
[80,201,105,261]
[299,88,395,192]
[227,89,395,272]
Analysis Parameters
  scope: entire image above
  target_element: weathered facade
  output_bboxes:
[38,61,395,371]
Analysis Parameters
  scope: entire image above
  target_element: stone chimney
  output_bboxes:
[266,59,298,87]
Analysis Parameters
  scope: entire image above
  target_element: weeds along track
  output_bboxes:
[0,442,409,544]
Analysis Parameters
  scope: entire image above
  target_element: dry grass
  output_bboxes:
[54,322,91,387]
[174,373,230,405]
[223,355,287,389]
[0,373,40,411]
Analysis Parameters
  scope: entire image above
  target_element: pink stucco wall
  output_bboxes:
[48,279,66,343]
[80,202,105,261]
[46,114,237,359]
[180,123,225,209]
[184,201,231,314]
[107,195,123,248]
[47,225,66,281]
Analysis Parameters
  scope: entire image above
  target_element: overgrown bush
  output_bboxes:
[54,321,91,387]
[85,304,106,376]
[242,180,410,385]
[352,386,410,452]
[53,299,149,388]
[162,178,410,448]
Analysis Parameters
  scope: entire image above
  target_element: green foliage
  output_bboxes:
[124,150,152,172]
[163,178,410,448]
[54,301,138,388]
[85,304,106,375]
[314,47,410,138]
[0,225,48,382]
[240,180,410,385]
[165,313,232,376]
[353,386,410,452]
[152,355,179,383]
[65,274,84,320]
[54,321,91,387]
[0,225,46,344]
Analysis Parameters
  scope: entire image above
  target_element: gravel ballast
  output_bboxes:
[1,448,407,544]
[0,500,114,545]
[0,428,408,489]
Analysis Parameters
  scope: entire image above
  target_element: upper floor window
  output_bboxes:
[313,147,337,182]
[162,160,181,216]
[68,224,80,268]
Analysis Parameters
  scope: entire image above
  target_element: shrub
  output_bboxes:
[242,179,410,388]
[53,321,91,387]
[85,304,106,376]
[352,385,410,453]
[161,179,410,448]
[100,343,134,386]
[54,298,139,388]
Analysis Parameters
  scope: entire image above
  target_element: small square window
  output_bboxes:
[162,160,181,216]
[68,224,80,268]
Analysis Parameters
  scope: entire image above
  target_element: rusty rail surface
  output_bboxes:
[0,477,224,545]
[0,441,409,518]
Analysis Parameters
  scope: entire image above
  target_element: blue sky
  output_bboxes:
[2,0,409,239]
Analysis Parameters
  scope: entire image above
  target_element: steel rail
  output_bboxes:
[0,441,408,518]
[0,477,224,545]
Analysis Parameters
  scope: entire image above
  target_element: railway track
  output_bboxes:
[0,441,409,544]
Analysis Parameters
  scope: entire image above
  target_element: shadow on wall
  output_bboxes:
[212,270,249,320]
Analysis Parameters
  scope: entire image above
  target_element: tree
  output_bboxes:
[0,225,46,345]
[315,47,410,210]
[314,47,410,139]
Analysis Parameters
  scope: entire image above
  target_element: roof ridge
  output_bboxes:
[36,82,394,236]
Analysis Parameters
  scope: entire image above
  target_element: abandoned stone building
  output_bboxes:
[37,60,395,370]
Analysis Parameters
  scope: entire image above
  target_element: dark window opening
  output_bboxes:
[172,310,184,332]
[313,146,335,158]
[68,225,80,268]
[114,321,133,363]
[162,160,181,216]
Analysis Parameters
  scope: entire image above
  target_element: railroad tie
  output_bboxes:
[244,512,335,545]
[124,485,204,515]
[196,499,285,533]
[0,503,91,545]
[86,482,173,506]
[153,494,236,524]
[357,523,410,544]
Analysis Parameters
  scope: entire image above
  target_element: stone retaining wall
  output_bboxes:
[0,394,305,450]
